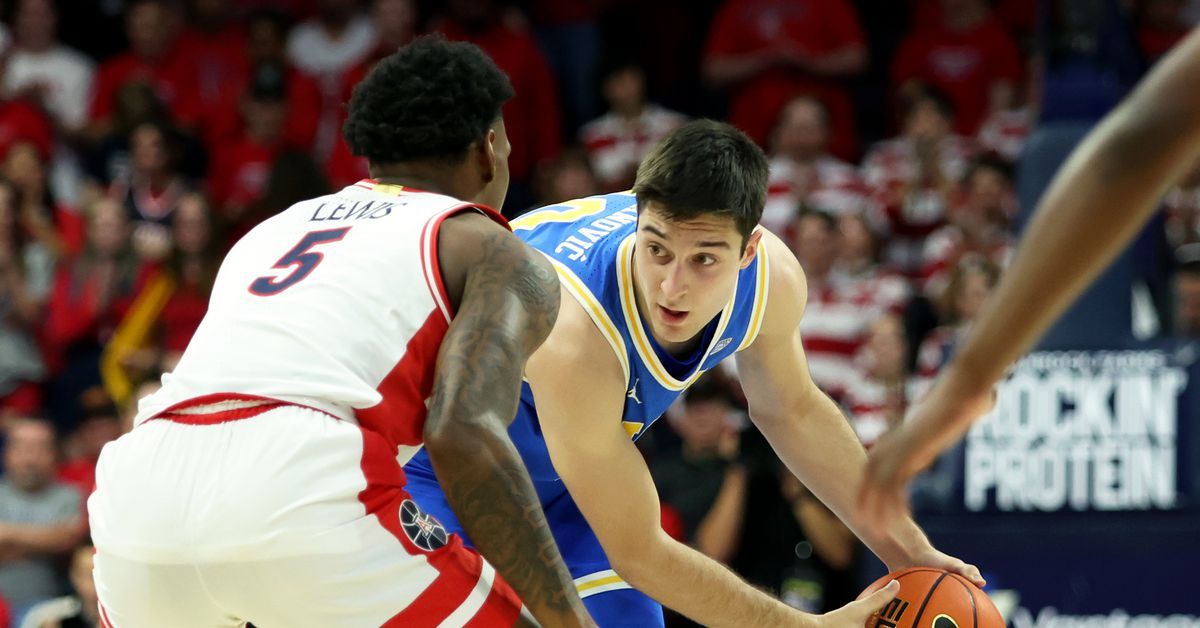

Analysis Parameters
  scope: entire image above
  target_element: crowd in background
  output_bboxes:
[0,0,1195,624]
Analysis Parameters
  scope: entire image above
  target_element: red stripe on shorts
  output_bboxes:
[355,420,487,625]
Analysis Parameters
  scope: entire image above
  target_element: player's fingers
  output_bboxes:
[960,563,986,588]
[847,580,900,620]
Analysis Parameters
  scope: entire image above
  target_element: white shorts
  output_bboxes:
[88,394,528,627]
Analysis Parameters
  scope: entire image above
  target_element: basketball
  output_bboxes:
[863,569,1004,628]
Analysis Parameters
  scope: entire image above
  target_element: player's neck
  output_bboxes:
[372,168,473,203]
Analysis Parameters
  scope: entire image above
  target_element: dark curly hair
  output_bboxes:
[633,120,768,247]
[343,36,514,165]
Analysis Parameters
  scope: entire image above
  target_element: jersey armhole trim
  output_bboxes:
[543,253,632,383]
[736,235,771,352]
[420,203,511,323]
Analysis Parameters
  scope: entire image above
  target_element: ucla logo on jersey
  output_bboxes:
[399,499,448,551]
[713,337,733,353]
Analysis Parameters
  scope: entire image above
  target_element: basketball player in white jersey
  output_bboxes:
[87,37,595,627]
[859,30,1200,525]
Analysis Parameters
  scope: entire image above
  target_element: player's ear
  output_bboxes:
[739,230,762,269]
[477,129,498,184]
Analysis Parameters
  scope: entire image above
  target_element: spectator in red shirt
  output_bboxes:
[0,180,47,420]
[208,63,290,222]
[702,0,867,159]
[102,193,217,405]
[579,61,687,193]
[920,155,1015,298]
[87,0,202,139]
[0,94,53,172]
[205,8,322,153]
[915,257,1000,383]
[762,95,873,234]
[3,0,96,141]
[435,0,562,213]
[861,86,977,274]
[286,0,377,160]
[835,211,911,315]
[178,0,248,117]
[844,313,913,448]
[326,0,419,188]
[42,198,139,376]
[791,210,881,402]
[892,0,1023,136]
[3,142,83,258]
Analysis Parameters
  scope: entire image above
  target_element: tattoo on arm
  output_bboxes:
[424,226,579,619]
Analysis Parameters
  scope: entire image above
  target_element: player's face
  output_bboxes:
[475,118,511,211]
[633,202,759,350]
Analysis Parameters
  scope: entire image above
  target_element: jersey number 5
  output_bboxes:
[249,227,351,296]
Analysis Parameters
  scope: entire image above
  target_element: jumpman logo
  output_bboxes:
[627,379,642,405]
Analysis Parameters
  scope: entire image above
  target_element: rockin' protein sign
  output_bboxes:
[963,351,1190,512]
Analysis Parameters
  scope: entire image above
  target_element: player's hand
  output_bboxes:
[892,545,986,589]
[857,374,994,533]
[816,579,899,627]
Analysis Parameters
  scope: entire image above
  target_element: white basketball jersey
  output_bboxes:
[136,179,506,456]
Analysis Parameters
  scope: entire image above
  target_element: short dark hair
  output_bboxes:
[343,36,514,165]
[902,84,955,123]
[632,120,767,246]
[794,208,838,233]
[964,153,1015,186]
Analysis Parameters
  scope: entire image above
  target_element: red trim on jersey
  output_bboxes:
[99,601,115,628]
[355,310,448,450]
[419,202,510,322]
[142,393,342,426]
[464,579,525,627]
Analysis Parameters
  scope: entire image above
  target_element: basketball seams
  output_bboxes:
[947,573,979,628]
[910,572,949,628]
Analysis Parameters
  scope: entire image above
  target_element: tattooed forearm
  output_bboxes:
[424,227,586,625]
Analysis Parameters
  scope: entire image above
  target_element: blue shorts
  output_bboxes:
[404,451,664,627]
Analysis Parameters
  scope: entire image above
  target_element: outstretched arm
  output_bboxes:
[424,212,593,627]
[528,291,897,627]
[859,29,1200,527]
[736,232,983,584]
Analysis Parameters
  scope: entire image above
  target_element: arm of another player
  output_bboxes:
[859,28,1200,527]
[529,295,897,627]
[423,213,594,628]
[734,231,983,585]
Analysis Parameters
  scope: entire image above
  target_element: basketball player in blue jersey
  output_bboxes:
[405,120,977,626]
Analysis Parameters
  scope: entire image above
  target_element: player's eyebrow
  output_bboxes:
[641,224,731,249]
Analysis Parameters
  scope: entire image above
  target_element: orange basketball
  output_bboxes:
[863,568,1004,628]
